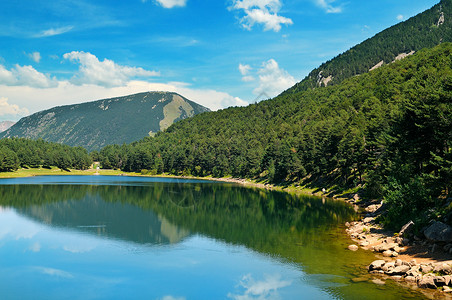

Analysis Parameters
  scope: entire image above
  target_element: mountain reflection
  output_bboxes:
[0,178,357,260]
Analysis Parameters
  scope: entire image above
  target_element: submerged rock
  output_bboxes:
[348,244,359,251]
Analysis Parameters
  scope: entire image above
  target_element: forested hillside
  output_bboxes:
[0,92,209,151]
[284,0,452,94]
[99,43,452,228]
[0,138,92,171]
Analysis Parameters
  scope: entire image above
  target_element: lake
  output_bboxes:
[0,176,428,299]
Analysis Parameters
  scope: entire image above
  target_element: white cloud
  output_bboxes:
[0,80,247,116]
[0,96,29,118]
[28,52,41,63]
[0,65,17,85]
[63,51,160,87]
[13,65,58,88]
[0,64,57,88]
[240,59,295,98]
[239,63,252,76]
[36,267,74,279]
[239,64,255,82]
[397,14,404,21]
[154,0,187,8]
[230,0,293,32]
[29,242,41,252]
[228,274,292,300]
[35,26,74,38]
[314,0,342,13]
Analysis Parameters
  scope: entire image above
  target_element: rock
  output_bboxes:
[382,262,395,273]
[371,279,385,285]
[420,264,434,273]
[406,266,421,277]
[433,263,452,275]
[410,259,417,266]
[394,259,403,267]
[359,240,370,247]
[352,277,368,283]
[391,251,399,257]
[434,276,449,287]
[388,265,410,276]
[391,275,402,280]
[345,222,350,227]
[424,221,452,242]
[369,260,386,271]
[366,204,381,213]
[382,250,393,257]
[398,220,415,237]
[444,275,452,285]
[348,244,359,251]
[363,217,374,224]
[418,275,437,289]
[444,286,452,293]
[374,243,399,252]
[405,276,417,283]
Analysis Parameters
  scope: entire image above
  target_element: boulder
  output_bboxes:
[382,250,393,257]
[369,260,386,271]
[434,276,449,287]
[398,220,415,237]
[406,266,421,277]
[433,263,452,275]
[420,264,433,273]
[375,242,399,252]
[418,275,437,289]
[388,265,410,276]
[382,262,395,273]
[424,221,452,242]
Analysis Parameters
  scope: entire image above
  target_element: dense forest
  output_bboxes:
[0,138,92,172]
[97,43,452,228]
[284,0,452,94]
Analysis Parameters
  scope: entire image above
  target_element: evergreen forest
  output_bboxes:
[97,43,452,229]
[0,138,92,172]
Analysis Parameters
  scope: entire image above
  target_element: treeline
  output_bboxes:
[0,137,92,172]
[98,43,452,228]
[285,0,452,94]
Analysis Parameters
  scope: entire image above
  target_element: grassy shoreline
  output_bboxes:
[0,167,334,198]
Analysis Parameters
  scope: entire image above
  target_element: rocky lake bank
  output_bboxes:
[344,195,452,297]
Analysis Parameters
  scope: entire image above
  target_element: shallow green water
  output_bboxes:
[0,176,428,299]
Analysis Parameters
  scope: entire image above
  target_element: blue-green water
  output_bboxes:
[0,176,428,299]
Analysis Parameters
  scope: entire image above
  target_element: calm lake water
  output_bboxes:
[0,176,428,299]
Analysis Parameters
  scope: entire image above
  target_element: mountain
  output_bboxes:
[0,121,15,132]
[284,0,452,94]
[0,92,210,151]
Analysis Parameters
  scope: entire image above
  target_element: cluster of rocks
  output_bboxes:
[344,194,452,294]
[369,259,452,291]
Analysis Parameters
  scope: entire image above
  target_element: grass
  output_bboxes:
[0,167,357,201]
[0,167,137,178]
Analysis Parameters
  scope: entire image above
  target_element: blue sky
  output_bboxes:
[0,0,440,121]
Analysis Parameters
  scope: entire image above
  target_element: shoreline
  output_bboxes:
[2,168,451,295]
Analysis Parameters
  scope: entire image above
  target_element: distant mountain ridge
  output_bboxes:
[0,92,209,151]
[0,121,15,132]
[284,0,451,94]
